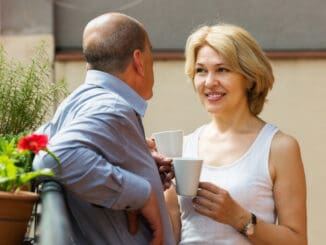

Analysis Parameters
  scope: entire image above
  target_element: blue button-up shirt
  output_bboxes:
[33,70,175,244]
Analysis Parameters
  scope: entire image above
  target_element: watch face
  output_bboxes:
[246,224,255,236]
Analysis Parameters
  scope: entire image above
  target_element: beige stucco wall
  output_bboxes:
[262,59,326,245]
[0,35,54,62]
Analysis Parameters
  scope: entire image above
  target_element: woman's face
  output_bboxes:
[193,45,249,115]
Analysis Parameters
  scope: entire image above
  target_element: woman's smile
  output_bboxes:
[205,90,226,102]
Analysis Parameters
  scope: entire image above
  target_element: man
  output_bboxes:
[33,12,175,245]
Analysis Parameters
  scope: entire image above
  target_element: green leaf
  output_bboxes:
[0,155,17,178]
[18,168,54,186]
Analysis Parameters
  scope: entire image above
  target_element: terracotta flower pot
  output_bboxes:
[0,191,39,245]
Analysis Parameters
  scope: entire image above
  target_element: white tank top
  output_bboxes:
[179,123,278,245]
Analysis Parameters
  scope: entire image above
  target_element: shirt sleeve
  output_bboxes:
[33,109,151,210]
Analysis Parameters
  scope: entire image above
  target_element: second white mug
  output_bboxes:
[153,130,183,157]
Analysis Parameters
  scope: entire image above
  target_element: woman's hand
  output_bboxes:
[192,182,250,230]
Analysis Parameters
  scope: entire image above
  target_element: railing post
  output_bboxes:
[38,180,76,245]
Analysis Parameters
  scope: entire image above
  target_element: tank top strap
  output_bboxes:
[250,123,279,154]
[242,123,279,180]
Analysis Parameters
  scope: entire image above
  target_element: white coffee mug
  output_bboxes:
[173,157,203,196]
[153,130,183,157]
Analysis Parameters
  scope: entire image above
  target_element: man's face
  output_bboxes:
[140,38,154,100]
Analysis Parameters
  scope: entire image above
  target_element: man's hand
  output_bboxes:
[127,189,164,245]
[127,210,139,235]
[147,138,174,190]
[141,189,164,245]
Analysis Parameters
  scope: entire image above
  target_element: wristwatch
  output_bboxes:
[239,213,257,236]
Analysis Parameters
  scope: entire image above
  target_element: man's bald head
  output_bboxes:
[83,13,147,74]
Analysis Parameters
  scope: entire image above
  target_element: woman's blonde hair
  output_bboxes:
[184,24,274,115]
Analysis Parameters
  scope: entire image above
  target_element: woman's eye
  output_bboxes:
[195,68,206,73]
[218,67,229,72]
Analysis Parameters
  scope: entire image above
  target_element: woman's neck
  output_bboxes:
[209,110,263,135]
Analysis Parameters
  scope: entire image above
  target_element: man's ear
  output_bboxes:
[132,49,145,77]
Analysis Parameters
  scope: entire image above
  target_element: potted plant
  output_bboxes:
[0,133,61,244]
[0,43,66,244]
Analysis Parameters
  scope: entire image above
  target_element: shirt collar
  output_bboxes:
[85,70,148,117]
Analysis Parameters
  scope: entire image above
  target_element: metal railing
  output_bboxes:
[35,180,76,245]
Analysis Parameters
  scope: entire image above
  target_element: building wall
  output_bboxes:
[54,0,326,51]
[0,35,54,62]
[0,0,54,63]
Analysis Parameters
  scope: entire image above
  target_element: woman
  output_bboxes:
[165,24,307,244]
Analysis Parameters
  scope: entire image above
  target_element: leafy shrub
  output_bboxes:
[0,42,67,135]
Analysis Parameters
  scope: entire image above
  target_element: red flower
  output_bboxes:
[17,133,49,154]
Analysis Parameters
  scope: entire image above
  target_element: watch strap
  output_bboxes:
[239,212,257,236]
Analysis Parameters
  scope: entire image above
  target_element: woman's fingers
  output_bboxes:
[199,182,222,194]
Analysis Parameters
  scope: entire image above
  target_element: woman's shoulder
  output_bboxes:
[271,130,300,153]
[269,130,303,180]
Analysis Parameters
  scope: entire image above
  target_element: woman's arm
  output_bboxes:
[249,131,307,245]
[193,131,307,245]
[164,186,181,242]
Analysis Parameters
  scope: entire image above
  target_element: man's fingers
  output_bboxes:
[141,190,164,245]
[159,165,172,172]
[146,138,155,147]
[127,211,139,235]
